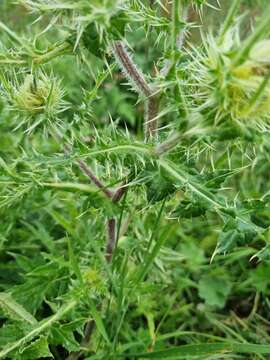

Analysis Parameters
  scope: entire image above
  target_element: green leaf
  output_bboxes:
[172,199,207,218]
[81,23,105,58]
[143,166,176,204]
[0,323,29,348]
[89,299,110,344]
[109,11,129,40]
[50,324,80,352]
[252,244,270,262]
[47,208,76,236]
[179,242,205,270]
[250,264,270,293]
[243,197,270,229]
[0,300,77,359]
[11,257,69,313]
[146,176,175,203]
[199,169,235,192]
[0,293,37,325]
[216,218,258,254]
[16,336,52,360]
[137,224,175,283]
[67,236,83,285]
[198,275,231,308]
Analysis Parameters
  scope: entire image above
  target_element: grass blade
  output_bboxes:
[129,342,270,358]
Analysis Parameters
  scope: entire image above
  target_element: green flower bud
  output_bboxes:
[11,73,64,116]
[189,31,270,128]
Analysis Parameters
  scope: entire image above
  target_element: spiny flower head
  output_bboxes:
[83,268,106,295]
[9,72,65,117]
[187,26,270,129]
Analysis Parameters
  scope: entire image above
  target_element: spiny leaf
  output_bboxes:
[216,218,258,255]
[16,336,52,360]
[0,300,77,359]
[0,293,37,325]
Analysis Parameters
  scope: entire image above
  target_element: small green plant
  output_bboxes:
[0,0,270,359]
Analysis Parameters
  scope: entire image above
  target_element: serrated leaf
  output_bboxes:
[216,218,258,254]
[16,336,52,360]
[251,212,270,229]
[0,300,77,359]
[243,199,267,210]
[0,323,28,348]
[11,258,69,313]
[0,293,37,325]
[146,176,175,203]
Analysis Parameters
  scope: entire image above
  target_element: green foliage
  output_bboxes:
[0,0,270,359]
[198,274,232,308]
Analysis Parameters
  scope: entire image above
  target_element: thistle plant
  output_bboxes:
[1,1,270,359]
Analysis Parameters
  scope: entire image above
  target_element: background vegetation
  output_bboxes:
[0,0,270,359]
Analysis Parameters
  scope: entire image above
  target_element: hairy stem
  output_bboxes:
[106,218,117,263]
[112,40,158,138]
[76,159,114,200]
[145,94,159,138]
[112,180,128,203]
[64,144,114,199]
[112,40,152,97]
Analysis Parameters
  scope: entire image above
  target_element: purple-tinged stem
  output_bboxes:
[105,218,116,263]
[112,40,159,139]
[76,159,114,200]
[112,41,152,97]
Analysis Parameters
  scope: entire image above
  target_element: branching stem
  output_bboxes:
[76,159,114,200]
[0,42,72,68]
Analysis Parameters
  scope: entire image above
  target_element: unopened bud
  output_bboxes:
[12,73,64,116]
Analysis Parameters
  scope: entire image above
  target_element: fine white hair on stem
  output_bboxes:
[112,40,159,138]
[112,40,152,97]
[145,93,159,138]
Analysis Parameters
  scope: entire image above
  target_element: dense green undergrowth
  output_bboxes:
[1,0,270,359]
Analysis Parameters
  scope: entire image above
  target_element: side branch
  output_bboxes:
[64,144,114,200]
[76,159,114,200]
